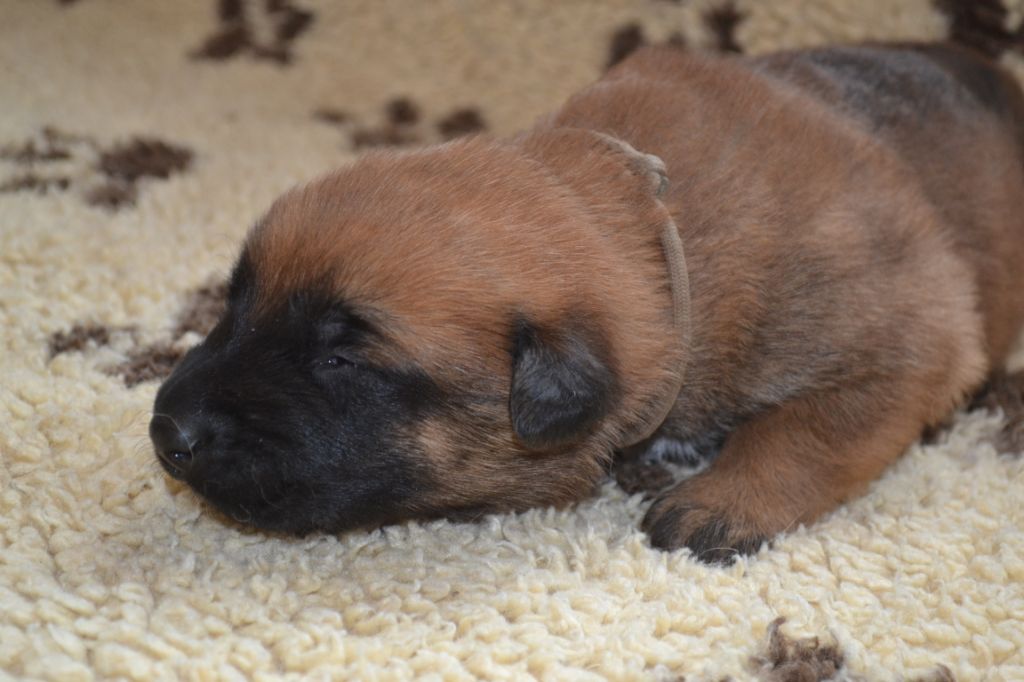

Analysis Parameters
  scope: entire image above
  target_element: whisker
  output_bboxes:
[251,460,283,510]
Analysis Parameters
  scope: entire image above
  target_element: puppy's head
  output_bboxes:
[150,129,684,534]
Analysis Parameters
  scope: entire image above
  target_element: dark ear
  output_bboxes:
[509,319,617,451]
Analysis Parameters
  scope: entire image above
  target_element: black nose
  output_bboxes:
[149,414,197,478]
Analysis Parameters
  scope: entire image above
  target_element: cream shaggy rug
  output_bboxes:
[2,1,1024,680]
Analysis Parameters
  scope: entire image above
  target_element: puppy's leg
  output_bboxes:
[643,379,950,563]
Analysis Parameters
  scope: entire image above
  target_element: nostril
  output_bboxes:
[149,413,198,477]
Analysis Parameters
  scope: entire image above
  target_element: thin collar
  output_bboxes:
[619,208,692,447]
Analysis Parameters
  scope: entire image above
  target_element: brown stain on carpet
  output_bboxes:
[751,620,959,682]
[1,127,91,164]
[88,137,193,209]
[704,1,746,54]
[744,618,957,681]
[315,98,488,150]
[0,137,71,163]
[606,0,743,71]
[934,0,1022,58]
[436,107,486,140]
[48,278,229,387]
[97,138,193,183]
[117,277,230,387]
[2,127,78,195]
[116,344,184,388]
[606,22,687,71]
[84,183,137,209]
[607,23,647,69]
[171,278,229,339]
[48,324,114,359]
[751,618,844,682]
[193,0,315,65]
[0,128,192,210]
[386,97,421,126]
[312,108,350,125]
[0,174,70,194]
[341,97,424,150]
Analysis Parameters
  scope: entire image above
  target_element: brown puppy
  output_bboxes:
[150,43,1024,562]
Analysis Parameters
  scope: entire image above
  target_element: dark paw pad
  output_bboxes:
[643,499,767,565]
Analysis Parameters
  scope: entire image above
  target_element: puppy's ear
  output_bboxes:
[509,319,617,451]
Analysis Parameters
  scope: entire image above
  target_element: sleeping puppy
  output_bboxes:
[150,43,1024,563]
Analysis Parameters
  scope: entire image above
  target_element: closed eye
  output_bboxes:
[312,302,374,371]
[321,354,356,368]
[316,343,364,367]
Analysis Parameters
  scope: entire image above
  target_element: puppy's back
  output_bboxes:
[581,44,1024,366]
[754,44,1024,361]
[754,44,1024,142]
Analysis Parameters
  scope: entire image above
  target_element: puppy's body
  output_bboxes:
[151,44,1024,561]
[553,45,1024,556]
[559,44,1021,435]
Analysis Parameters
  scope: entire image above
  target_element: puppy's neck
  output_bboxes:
[626,210,691,445]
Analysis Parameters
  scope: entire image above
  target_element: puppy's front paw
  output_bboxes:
[642,485,768,564]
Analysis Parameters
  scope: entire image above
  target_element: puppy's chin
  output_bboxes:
[199,496,338,537]
[183,464,415,537]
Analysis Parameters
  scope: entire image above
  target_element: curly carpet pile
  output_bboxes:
[2,1,1023,679]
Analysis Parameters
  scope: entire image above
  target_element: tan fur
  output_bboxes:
[246,44,1024,555]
